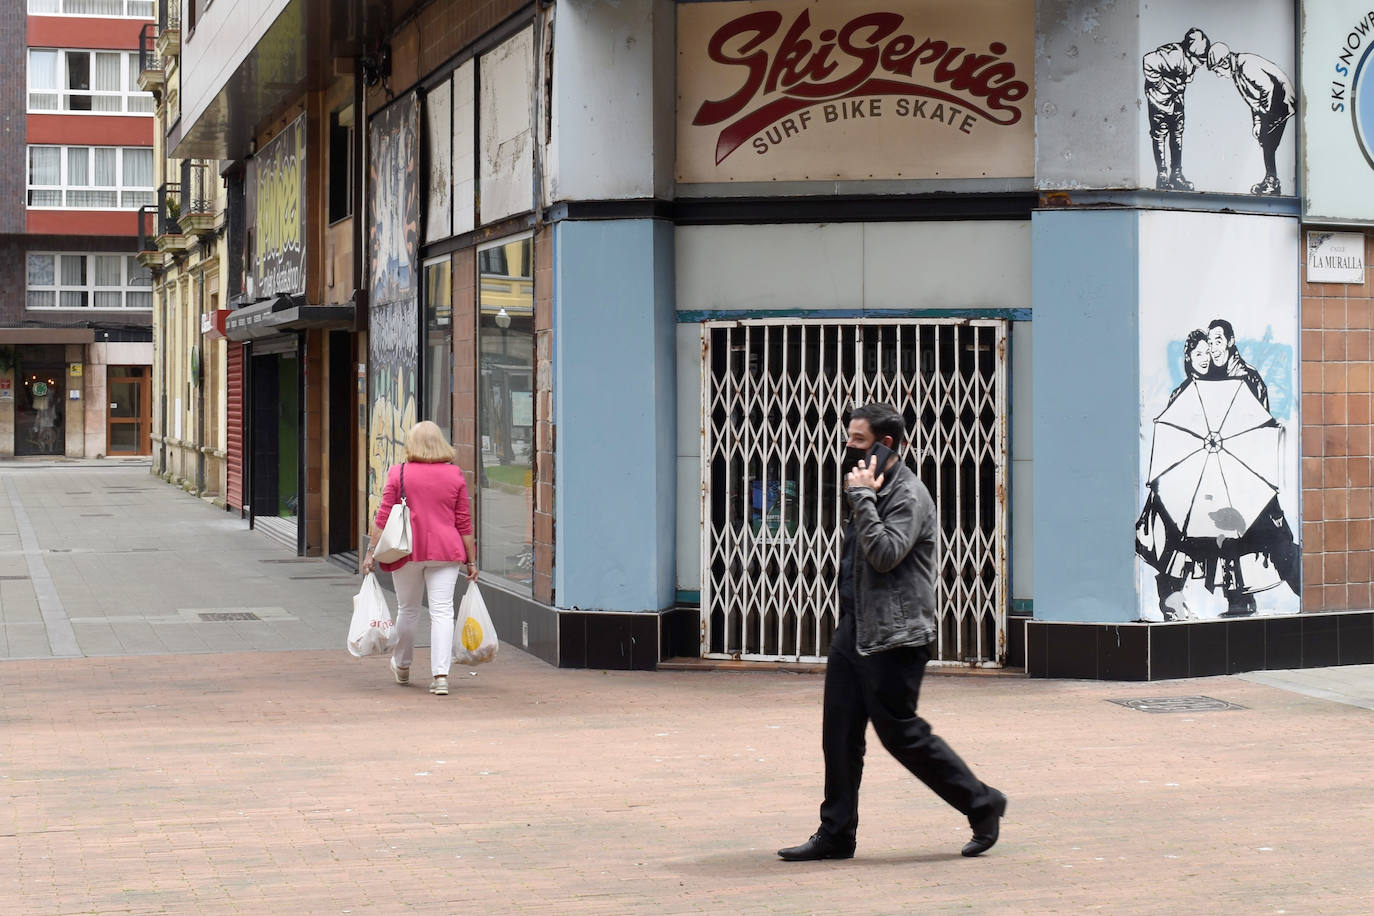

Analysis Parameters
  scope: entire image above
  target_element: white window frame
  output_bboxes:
[26,253,153,311]
[27,145,154,210]
[26,0,154,19]
[27,48,154,115]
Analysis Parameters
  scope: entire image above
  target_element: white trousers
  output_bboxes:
[390,560,463,677]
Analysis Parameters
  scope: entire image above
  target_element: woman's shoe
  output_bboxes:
[430,676,449,696]
[390,659,410,685]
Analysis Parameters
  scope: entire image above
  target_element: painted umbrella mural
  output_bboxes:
[1147,378,1281,541]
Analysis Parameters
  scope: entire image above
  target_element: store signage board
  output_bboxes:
[1302,3,1374,223]
[249,114,307,296]
[676,0,1035,183]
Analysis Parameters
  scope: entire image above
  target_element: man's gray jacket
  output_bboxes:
[844,460,939,656]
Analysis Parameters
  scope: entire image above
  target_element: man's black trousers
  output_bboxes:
[819,613,997,845]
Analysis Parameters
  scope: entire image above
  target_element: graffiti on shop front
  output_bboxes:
[367,94,420,518]
[368,303,418,518]
[368,94,420,309]
[251,114,306,296]
[1135,318,1300,621]
[1142,23,1295,194]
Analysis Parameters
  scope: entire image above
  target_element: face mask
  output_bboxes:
[841,445,868,477]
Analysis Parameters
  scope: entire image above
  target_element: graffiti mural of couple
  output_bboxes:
[1135,319,1301,620]
[1143,27,1293,195]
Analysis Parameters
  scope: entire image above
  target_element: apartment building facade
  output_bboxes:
[1,0,157,459]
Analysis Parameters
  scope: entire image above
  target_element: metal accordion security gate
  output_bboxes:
[700,319,1008,666]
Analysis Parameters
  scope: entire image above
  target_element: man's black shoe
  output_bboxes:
[777,832,855,861]
[961,791,1008,857]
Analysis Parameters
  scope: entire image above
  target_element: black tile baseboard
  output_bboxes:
[1026,611,1374,680]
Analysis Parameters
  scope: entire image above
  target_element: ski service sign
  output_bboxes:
[676,0,1034,183]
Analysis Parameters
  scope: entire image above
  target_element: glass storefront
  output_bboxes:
[477,237,534,592]
[15,346,67,457]
[424,256,453,444]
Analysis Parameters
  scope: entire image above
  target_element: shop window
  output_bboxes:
[477,236,535,592]
[477,28,535,223]
[328,105,353,223]
[27,252,152,310]
[424,256,453,445]
[424,79,452,241]
[28,49,153,114]
[27,145,154,208]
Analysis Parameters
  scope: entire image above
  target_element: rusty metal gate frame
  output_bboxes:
[699,318,1009,667]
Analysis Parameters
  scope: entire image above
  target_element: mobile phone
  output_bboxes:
[865,442,896,474]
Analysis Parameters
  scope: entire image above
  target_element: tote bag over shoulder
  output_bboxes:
[373,463,413,563]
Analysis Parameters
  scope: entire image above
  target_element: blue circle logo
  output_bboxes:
[1352,41,1374,168]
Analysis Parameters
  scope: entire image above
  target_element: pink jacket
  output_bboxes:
[373,461,474,572]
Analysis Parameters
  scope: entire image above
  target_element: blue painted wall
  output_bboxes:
[554,219,677,612]
[1031,210,1141,622]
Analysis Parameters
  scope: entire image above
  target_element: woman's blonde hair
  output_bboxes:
[404,420,455,463]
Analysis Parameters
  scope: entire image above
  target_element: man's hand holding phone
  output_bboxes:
[846,443,895,492]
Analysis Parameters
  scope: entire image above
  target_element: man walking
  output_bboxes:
[778,402,1006,862]
[1205,43,1294,196]
[1143,28,1211,190]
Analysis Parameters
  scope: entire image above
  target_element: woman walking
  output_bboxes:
[363,421,478,696]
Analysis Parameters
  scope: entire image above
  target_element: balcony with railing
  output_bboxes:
[136,21,164,95]
[155,0,180,60]
[152,183,194,255]
[178,161,219,237]
[136,204,161,269]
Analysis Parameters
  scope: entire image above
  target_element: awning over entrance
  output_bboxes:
[225,296,355,341]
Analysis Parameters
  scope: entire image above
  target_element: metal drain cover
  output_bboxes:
[198,612,262,622]
[1110,696,1244,713]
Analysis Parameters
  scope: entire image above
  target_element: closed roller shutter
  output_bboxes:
[226,342,245,510]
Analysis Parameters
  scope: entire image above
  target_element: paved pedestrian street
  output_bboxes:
[3,464,1374,914]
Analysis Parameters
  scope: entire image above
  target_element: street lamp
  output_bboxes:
[494,307,510,355]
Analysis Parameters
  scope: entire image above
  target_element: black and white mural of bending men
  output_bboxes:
[1136,213,1301,621]
[1139,3,1296,195]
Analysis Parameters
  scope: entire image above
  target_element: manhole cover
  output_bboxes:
[259,558,318,564]
[0,575,31,580]
[81,513,113,517]
[1109,696,1245,713]
[198,612,262,622]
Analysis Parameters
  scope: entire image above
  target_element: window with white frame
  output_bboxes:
[27,145,153,209]
[27,49,154,114]
[27,0,155,17]
[26,253,153,311]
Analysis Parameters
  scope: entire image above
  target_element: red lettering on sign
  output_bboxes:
[691,9,1029,164]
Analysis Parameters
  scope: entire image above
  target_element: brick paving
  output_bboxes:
[2,462,1374,914]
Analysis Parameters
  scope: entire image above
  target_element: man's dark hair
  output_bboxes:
[1208,318,1235,342]
[849,402,906,445]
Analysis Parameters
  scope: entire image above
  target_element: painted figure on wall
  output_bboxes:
[1205,43,1295,195]
[1142,25,1295,196]
[1143,28,1211,191]
[1136,319,1301,620]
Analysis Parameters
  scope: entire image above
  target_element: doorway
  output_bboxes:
[107,365,152,456]
[15,347,67,457]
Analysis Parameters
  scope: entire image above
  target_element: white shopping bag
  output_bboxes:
[453,582,499,665]
[348,573,398,658]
